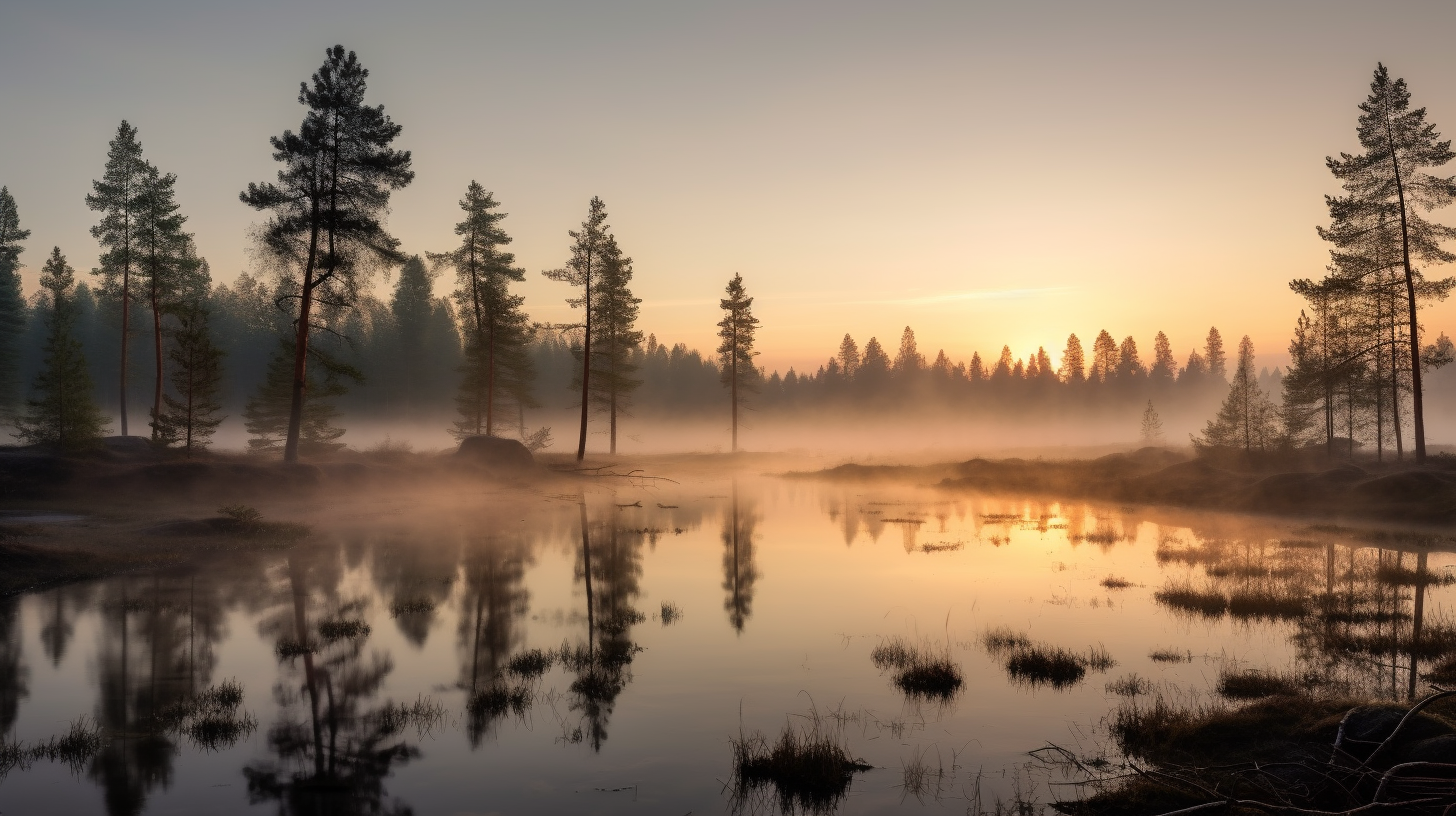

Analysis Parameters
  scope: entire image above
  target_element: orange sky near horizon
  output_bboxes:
[5,0,1456,377]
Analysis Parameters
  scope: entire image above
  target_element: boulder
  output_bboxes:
[455,435,534,470]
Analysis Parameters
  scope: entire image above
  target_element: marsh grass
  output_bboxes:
[468,684,532,720]
[505,648,555,679]
[1006,646,1087,688]
[659,600,683,625]
[730,712,872,816]
[0,717,105,776]
[390,597,436,616]
[375,694,448,736]
[1070,528,1126,545]
[1099,576,1134,589]
[1226,588,1309,620]
[870,636,964,701]
[273,638,317,659]
[598,608,647,635]
[1216,668,1304,699]
[317,617,370,643]
[1106,673,1153,697]
[1148,647,1193,663]
[898,745,954,805]
[920,541,965,553]
[155,680,256,751]
[1154,581,1228,617]
[985,628,1116,689]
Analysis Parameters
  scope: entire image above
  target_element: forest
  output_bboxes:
[0,52,1453,464]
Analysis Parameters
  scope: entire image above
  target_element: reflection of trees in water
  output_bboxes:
[370,531,459,647]
[39,584,93,667]
[722,483,759,633]
[245,548,416,816]
[562,499,645,752]
[89,571,227,816]
[1155,525,1454,702]
[458,536,530,745]
[0,595,28,735]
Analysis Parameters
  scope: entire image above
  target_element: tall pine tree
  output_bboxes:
[1324,64,1456,462]
[432,183,535,439]
[543,197,610,460]
[244,337,356,456]
[135,161,197,439]
[589,233,642,454]
[15,248,109,451]
[717,274,759,453]
[0,187,29,419]
[87,121,149,436]
[240,45,413,462]
[1195,335,1276,452]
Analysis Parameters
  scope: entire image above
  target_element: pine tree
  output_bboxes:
[86,121,149,436]
[1035,347,1056,382]
[15,248,109,451]
[1149,331,1177,382]
[1117,336,1146,379]
[1090,330,1118,382]
[1140,400,1164,446]
[836,334,860,378]
[1183,349,1208,380]
[0,187,30,419]
[134,161,197,438]
[991,345,1014,380]
[893,326,924,376]
[432,182,535,440]
[969,351,986,383]
[1195,335,1276,452]
[1205,327,1227,379]
[543,197,610,460]
[240,45,414,462]
[589,233,643,453]
[153,304,225,456]
[717,274,759,453]
[244,337,356,455]
[1059,334,1085,383]
[1323,64,1456,462]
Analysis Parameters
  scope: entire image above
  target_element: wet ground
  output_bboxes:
[0,469,1452,815]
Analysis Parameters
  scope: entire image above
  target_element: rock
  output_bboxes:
[1334,705,1456,765]
[455,435,534,470]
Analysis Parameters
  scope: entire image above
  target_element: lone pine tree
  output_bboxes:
[1324,64,1456,463]
[0,187,30,419]
[87,121,149,436]
[432,182,535,439]
[717,273,759,453]
[543,197,610,460]
[15,248,109,452]
[240,44,413,462]
[153,303,225,456]
[589,233,643,454]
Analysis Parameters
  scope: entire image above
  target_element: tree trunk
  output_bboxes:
[576,249,591,461]
[283,198,321,463]
[150,263,162,441]
[1386,116,1427,463]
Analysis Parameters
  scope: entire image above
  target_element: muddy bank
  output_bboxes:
[793,447,1456,523]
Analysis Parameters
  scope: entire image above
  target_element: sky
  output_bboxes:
[3,0,1456,376]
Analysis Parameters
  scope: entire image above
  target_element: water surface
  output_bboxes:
[1,473,1451,815]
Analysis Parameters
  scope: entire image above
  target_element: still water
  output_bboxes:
[1,473,1452,815]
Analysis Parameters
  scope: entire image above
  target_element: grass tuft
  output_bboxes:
[1216,668,1303,700]
[659,601,683,625]
[317,618,370,643]
[731,716,872,815]
[1100,575,1135,589]
[870,636,964,701]
[1148,647,1193,663]
[505,648,554,679]
[1154,581,1228,617]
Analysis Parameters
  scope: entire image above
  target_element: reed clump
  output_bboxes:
[870,636,964,701]
[317,618,370,643]
[659,600,683,625]
[505,648,555,679]
[1148,647,1193,663]
[730,715,872,816]
[984,628,1116,689]
[0,717,105,776]
[389,597,436,616]
[1100,575,1134,589]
